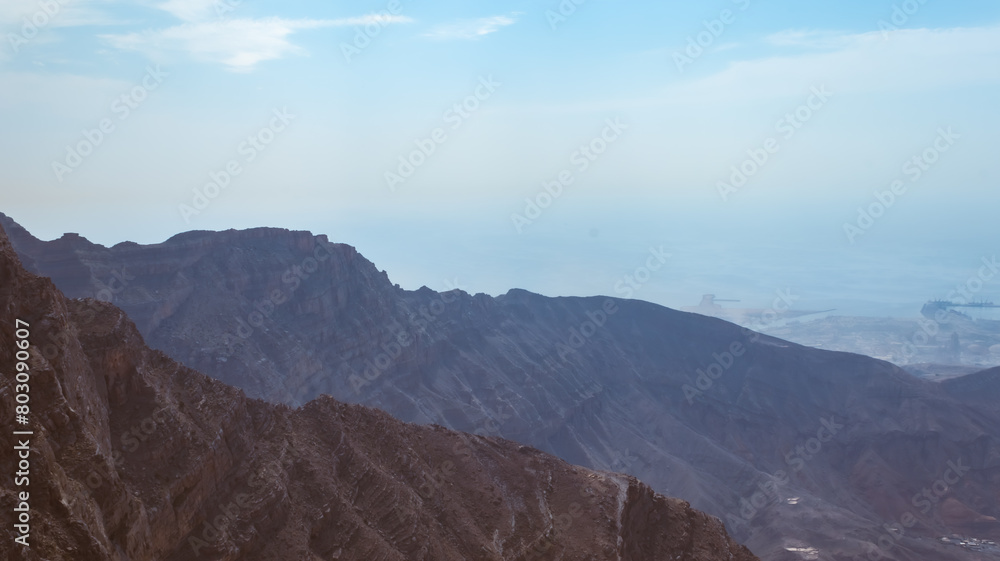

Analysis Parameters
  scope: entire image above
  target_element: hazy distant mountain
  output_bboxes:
[0,219,761,560]
[4,212,999,561]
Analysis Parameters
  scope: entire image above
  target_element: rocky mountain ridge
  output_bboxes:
[3,212,999,561]
[0,221,758,560]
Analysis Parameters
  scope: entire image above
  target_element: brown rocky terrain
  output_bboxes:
[0,223,759,560]
[3,213,1000,561]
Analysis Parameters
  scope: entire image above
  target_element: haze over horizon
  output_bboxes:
[4,5,1000,559]
[2,0,998,316]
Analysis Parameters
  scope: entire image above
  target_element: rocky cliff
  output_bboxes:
[0,221,759,560]
[4,213,1000,561]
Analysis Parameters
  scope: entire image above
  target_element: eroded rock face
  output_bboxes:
[0,222,759,560]
[4,213,1000,561]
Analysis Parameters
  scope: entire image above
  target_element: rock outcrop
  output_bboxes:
[0,221,759,560]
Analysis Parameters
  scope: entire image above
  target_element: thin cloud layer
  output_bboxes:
[157,0,223,22]
[423,15,517,41]
[102,14,412,71]
[692,26,1000,97]
[659,24,1000,106]
[764,29,861,49]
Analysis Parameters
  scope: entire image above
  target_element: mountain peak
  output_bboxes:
[0,217,760,560]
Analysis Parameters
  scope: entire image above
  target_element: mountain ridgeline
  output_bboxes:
[0,219,763,559]
[3,213,999,561]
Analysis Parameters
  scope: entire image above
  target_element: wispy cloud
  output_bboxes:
[157,0,224,23]
[764,29,861,50]
[675,25,1000,102]
[321,14,413,27]
[711,42,741,53]
[102,13,412,71]
[540,24,1000,113]
[424,14,518,41]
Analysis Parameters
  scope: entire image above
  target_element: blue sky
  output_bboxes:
[2,0,999,315]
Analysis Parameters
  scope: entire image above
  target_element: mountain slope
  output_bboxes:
[4,213,999,561]
[942,366,1000,408]
[0,221,757,560]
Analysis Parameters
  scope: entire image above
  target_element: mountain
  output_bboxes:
[0,220,760,560]
[4,212,1000,561]
[942,366,1000,406]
